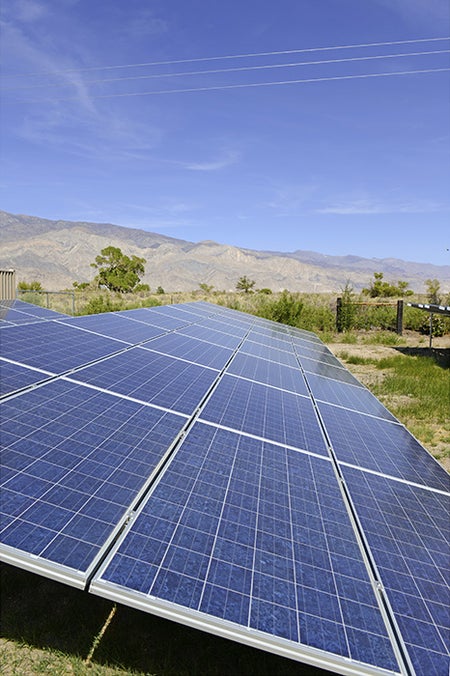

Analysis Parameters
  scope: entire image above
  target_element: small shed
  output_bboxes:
[0,270,16,301]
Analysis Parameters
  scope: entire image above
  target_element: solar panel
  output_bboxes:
[227,352,309,396]
[141,332,233,369]
[59,313,166,344]
[0,379,186,585]
[306,373,397,421]
[118,307,191,330]
[1,299,448,675]
[240,339,299,368]
[318,402,449,492]
[92,423,400,674]
[340,467,450,676]
[0,359,54,397]
[0,299,67,323]
[178,323,243,349]
[0,321,125,373]
[200,375,328,455]
[299,357,362,385]
[70,347,219,415]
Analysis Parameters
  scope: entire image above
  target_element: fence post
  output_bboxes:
[396,299,403,335]
[336,297,342,332]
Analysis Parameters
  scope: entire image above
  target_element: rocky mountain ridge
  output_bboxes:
[1,210,449,293]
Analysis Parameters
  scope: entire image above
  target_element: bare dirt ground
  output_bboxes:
[327,331,450,471]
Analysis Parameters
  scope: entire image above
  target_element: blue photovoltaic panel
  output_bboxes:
[93,423,399,674]
[244,331,296,353]
[1,299,448,674]
[306,373,397,422]
[178,324,243,350]
[117,308,190,331]
[341,466,450,676]
[0,300,67,323]
[71,347,219,415]
[149,305,210,322]
[0,321,124,373]
[319,402,450,492]
[59,313,166,344]
[299,356,362,385]
[240,340,299,368]
[0,359,52,397]
[200,375,328,455]
[0,309,43,325]
[196,317,248,338]
[141,332,233,370]
[0,379,186,581]
[292,339,344,367]
[206,307,254,329]
[227,352,309,397]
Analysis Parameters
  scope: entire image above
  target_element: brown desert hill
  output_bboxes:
[1,209,449,293]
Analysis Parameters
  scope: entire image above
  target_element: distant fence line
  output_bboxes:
[336,298,404,334]
[17,289,76,315]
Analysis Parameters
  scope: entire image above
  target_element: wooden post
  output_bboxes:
[336,297,343,332]
[396,299,403,335]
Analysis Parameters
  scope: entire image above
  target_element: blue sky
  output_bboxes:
[1,0,449,265]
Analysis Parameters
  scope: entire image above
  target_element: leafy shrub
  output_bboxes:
[82,295,125,315]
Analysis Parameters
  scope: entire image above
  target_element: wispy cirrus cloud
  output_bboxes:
[184,150,241,172]
[2,1,164,162]
[316,198,447,215]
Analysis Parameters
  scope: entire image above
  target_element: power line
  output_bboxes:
[3,36,449,79]
[11,67,450,104]
[3,48,449,92]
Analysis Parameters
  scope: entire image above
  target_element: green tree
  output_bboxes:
[362,272,411,298]
[425,278,441,304]
[337,281,356,332]
[199,282,214,294]
[18,280,43,291]
[91,246,146,293]
[236,275,256,293]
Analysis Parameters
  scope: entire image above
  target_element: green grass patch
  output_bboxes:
[361,331,403,346]
[372,355,448,416]
[343,354,378,366]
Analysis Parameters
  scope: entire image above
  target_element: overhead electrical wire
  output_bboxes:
[11,67,450,104]
[3,48,449,91]
[2,35,449,79]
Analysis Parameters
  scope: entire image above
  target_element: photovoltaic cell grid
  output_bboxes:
[59,313,166,344]
[318,401,450,492]
[0,299,67,325]
[1,299,449,675]
[93,423,399,674]
[0,378,186,584]
[0,321,125,374]
[0,359,53,397]
[341,467,450,676]
[71,347,219,415]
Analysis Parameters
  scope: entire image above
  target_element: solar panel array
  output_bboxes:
[1,299,448,675]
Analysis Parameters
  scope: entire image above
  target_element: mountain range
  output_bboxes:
[1,209,449,294]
